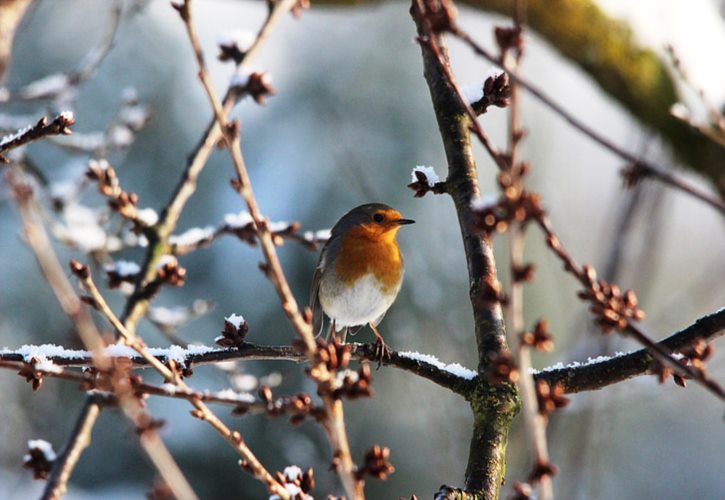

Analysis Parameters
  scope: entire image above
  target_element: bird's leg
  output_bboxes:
[326,321,348,344]
[369,322,390,369]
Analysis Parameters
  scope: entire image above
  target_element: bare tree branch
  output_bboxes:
[534,308,725,393]
[2,308,722,413]
[7,171,198,500]
[410,1,520,496]
[70,260,289,498]
[41,395,104,500]
[175,1,370,496]
[0,112,75,163]
[448,25,725,214]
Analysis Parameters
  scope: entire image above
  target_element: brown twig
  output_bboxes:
[0,112,75,163]
[70,260,288,497]
[536,216,725,401]
[170,219,329,256]
[498,11,555,497]
[666,44,725,147]
[6,1,123,103]
[41,395,104,500]
[175,1,365,496]
[448,24,725,214]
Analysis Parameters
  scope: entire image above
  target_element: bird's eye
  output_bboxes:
[373,213,385,223]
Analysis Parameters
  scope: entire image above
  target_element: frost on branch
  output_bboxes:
[217,30,255,64]
[216,313,248,348]
[23,439,57,480]
[269,465,314,500]
[408,165,445,197]
[230,70,275,104]
[465,70,511,115]
[0,112,75,162]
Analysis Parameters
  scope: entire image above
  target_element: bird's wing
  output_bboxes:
[309,261,324,337]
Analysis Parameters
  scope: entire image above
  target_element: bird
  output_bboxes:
[310,203,414,363]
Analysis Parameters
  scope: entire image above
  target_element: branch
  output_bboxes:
[411,2,522,495]
[170,217,329,256]
[534,308,725,394]
[317,0,725,196]
[0,112,75,163]
[500,14,555,496]
[3,307,722,398]
[3,1,123,102]
[69,260,288,497]
[0,341,476,396]
[535,216,725,402]
[175,1,367,496]
[41,395,104,500]
[0,0,32,82]
[448,25,725,214]
[119,91,237,332]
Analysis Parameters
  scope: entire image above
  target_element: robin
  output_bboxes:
[310,203,414,362]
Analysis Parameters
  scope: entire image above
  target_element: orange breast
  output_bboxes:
[335,226,403,292]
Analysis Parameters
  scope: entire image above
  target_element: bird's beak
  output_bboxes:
[395,218,415,225]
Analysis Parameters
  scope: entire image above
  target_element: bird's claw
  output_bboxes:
[373,337,390,370]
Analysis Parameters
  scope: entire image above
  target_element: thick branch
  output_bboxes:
[0,343,475,395]
[411,2,518,496]
[535,308,725,393]
[4,308,722,399]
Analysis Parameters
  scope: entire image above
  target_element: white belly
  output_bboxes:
[319,273,397,330]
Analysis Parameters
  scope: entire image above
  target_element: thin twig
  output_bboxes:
[176,1,364,496]
[7,174,197,499]
[41,395,104,500]
[537,216,725,401]
[0,112,75,163]
[120,91,237,332]
[7,1,123,103]
[448,25,725,214]
[502,11,554,496]
[171,219,328,256]
[71,261,288,497]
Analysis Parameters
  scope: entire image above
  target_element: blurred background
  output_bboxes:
[0,0,723,498]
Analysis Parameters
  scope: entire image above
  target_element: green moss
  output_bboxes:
[463,381,521,498]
